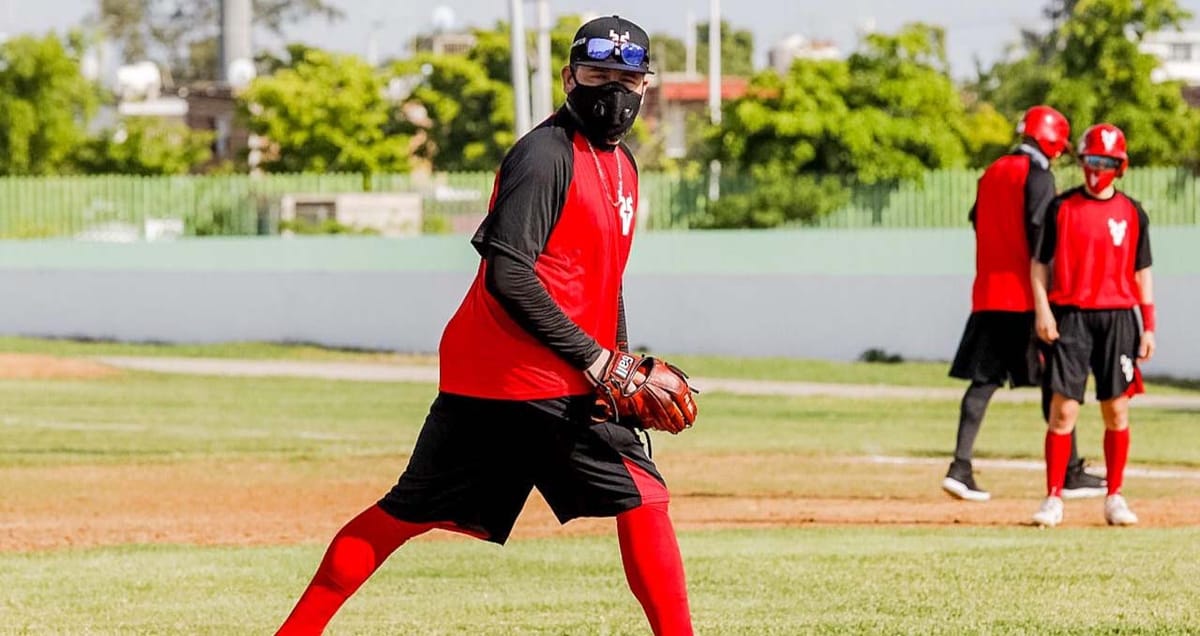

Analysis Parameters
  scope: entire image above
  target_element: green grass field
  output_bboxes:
[5,529,1199,634]
[2,339,1199,634]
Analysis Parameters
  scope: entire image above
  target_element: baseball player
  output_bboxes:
[1030,123,1155,527]
[944,105,1107,502]
[275,16,699,635]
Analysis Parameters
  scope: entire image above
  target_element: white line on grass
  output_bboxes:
[94,357,1200,409]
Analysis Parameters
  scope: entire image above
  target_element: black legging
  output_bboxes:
[954,380,1080,466]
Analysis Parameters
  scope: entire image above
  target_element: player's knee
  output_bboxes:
[1049,399,1079,433]
[1101,399,1130,431]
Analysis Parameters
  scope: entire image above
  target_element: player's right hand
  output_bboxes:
[1139,331,1156,362]
[1036,313,1059,344]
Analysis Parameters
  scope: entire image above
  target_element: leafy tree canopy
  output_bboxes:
[0,33,98,175]
[975,0,1198,166]
[239,47,409,175]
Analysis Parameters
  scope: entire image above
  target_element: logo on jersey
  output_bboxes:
[618,192,635,236]
[1107,218,1127,246]
[1120,354,1134,382]
[1101,129,1120,152]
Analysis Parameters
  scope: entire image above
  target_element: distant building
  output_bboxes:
[114,61,189,120]
[768,34,841,75]
[413,32,477,57]
[181,83,249,169]
[1142,31,1200,84]
[641,74,752,159]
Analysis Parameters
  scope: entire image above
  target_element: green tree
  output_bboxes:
[0,34,98,176]
[393,15,698,172]
[239,47,409,175]
[714,24,974,181]
[97,0,343,81]
[99,0,150,61]
[468,15,579,106]
[74,117,213,174]
[652,20,755,76]
[958,102,1016,168]
[394,16,587,171]
[975,0,1198,166]
[389,55,515,172]
[702,24,986,227]
[696,21,755,76]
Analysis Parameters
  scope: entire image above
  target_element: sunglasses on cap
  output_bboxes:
[1081,155,1123,170]
[582,38,647,68]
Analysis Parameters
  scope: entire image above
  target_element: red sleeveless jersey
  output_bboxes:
[1044,189,1150,310]
[972,154,1036,312]
[438,128,637,400]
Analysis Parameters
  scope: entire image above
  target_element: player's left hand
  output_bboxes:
[1139,331,1156,363]
[591,352,699,434]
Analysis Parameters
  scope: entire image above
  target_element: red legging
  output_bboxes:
[276,506,478,635]
[278,500,692,635]
[617,500,694,636]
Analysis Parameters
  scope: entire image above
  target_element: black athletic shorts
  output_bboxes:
[378,392,668,545]
[1044,306,1142,403]
[949,311,1041,387]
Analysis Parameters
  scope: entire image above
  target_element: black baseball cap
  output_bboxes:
[569,15,653,74]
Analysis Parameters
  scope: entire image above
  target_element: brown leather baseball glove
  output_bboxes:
[591,352,699,434]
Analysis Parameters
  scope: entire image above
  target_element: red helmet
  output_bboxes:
[1078,123,1128,193]
[1077,123,1128,166]
[1017,105,1071,159]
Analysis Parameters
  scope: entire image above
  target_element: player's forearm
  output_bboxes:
[484,248,603,369]
[1135,267,1156,332]
[1134,268,1154,305]
[1031,260,1053,315]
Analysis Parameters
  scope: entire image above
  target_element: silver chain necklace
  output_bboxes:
[585,139,624,208]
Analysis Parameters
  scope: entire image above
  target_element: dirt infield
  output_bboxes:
[4,454,1197,552]
[0,354,120,380]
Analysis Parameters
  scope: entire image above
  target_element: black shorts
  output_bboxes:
[378,392,667,545]
[949,311,1041,387]
[1044,307,1142,403]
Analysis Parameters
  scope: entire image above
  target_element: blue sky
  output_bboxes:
[3,0,1199,77]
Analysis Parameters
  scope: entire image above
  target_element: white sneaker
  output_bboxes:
[1032,496,1064,527]
[1105,494,1139,526]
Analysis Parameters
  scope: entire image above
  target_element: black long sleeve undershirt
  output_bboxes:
[616,291,628,352]
[472,110,631,370]
[484,246,604,370]
[1023,159,1056,255]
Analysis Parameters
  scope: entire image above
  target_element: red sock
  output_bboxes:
[1045,431,1073,497]
[617,501,693,636]
[276,505,434,635]
[1104,428,1130,495]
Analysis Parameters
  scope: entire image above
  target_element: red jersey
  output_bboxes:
[439,112,637,400]
[970,148,1055,312]
[1035,188,1153,310]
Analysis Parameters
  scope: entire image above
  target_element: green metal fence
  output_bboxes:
[643,167,1200,229]
[1,168,1196,239]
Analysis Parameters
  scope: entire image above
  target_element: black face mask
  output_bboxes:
[567,79,642,143]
